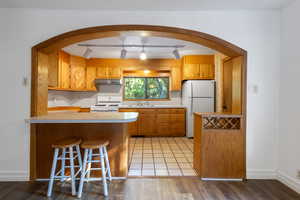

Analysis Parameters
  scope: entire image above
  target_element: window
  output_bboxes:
[124,77,169,100]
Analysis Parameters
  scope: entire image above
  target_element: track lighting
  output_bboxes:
[140,46,147,60]
[120,48,127,59]
[83,48,92,59]
[173,48,180,59]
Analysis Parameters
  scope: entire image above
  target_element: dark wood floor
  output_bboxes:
[0,178,299,200]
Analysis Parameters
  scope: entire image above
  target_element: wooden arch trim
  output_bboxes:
[34,25,246,57]
[31,24,247,117]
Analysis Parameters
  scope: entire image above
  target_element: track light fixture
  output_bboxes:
[173,48,180,59]
[120,48,127,59]
[83,48,93,59]
[140,46,147,60]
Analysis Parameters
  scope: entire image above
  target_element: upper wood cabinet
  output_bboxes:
[183,64,200,80]
[59,51,71,89]
[48,51,96,92]
[182,55,215,80]
[70,55,86,89]
[88,59,122,79]
[108,66,121,79]
[170,65,182,91]
[86,66,97,90]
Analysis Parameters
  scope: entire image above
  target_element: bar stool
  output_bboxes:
[47,138,82,197]
[77,140,112,198]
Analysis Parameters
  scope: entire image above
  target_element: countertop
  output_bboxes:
[119,105,186,109]
[194,112,242,117]
[27,111,139,124]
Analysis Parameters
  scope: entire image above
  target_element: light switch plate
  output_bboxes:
[297,170,300,179]
[22,77,28,86]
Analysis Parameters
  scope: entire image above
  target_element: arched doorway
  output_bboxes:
[30,24,247,179]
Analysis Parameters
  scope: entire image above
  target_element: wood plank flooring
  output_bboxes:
[0,178,299,200]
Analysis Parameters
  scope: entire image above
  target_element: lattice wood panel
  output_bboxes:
[203,117,240,130]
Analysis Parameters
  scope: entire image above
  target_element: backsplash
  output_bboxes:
[48,85,182,107]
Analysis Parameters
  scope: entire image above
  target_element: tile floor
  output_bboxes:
[128,137,197,177]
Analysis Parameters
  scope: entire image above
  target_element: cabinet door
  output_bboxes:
[170,113,186,136]
[59,51,71,89]
[183,64,200,80]
[199,64,214,80]
[138,109,156,136]
[108,66,121,79]
[86,66,96,90]
[119,108,139,136]
[96,66,108,79]
[156,113,171,136]
[171,65,182,91]
[70,56,86,89]
[48,51,59,87]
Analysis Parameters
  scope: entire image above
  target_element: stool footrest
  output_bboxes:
[87,160,101,163]
[57,155,79,160]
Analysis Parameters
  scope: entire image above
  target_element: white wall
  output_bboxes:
[0,8,280,180]
[278,0,300,193]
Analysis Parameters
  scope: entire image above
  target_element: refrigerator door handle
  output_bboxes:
[190,82,193,116]
[190,98,193,116]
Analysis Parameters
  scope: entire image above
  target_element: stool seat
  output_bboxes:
[52,138,82,148]
[81,140,109,149]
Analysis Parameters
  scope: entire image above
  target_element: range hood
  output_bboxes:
[94,79,122,85]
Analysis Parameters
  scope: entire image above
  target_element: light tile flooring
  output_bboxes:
[128,137,197,177]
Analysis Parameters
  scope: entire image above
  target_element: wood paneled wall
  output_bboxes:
[222,56,242,114]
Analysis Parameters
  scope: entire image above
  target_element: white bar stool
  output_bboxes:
[77,140,112,198]
[47,138,82,197]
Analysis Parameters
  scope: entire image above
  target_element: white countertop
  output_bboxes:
[119,105,186,109]
[27,112,139,124]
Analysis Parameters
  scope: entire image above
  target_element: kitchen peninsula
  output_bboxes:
[28,111,138,179]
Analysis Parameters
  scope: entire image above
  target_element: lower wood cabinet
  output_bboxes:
[119,108,186,137]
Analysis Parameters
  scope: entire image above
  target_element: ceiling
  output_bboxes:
[0,0,294,10]
[63,35,215,59]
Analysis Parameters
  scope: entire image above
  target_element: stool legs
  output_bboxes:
[77,147,111,198]
[99,147,108,196]
[103,146,112,181]
[78,149,89,198]
[47,148,59,197]
[47,144,82,197]
[86,149,92,181]
[60,148,66,182]
[69,146,76,196]
[76,145,83,171]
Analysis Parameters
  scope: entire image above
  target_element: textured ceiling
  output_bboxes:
[0,0,294,10]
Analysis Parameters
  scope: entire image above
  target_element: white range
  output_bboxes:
[90,95,122,112]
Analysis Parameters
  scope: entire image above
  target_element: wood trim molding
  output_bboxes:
[34,25,246,57]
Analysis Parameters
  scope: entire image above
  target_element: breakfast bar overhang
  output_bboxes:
[27,112,139,180]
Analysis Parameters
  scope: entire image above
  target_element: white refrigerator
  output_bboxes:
[182,80,215,137]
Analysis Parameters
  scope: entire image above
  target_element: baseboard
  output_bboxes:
[0,171,29,181]
[246,169,276,179]
[277,171,300,194]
